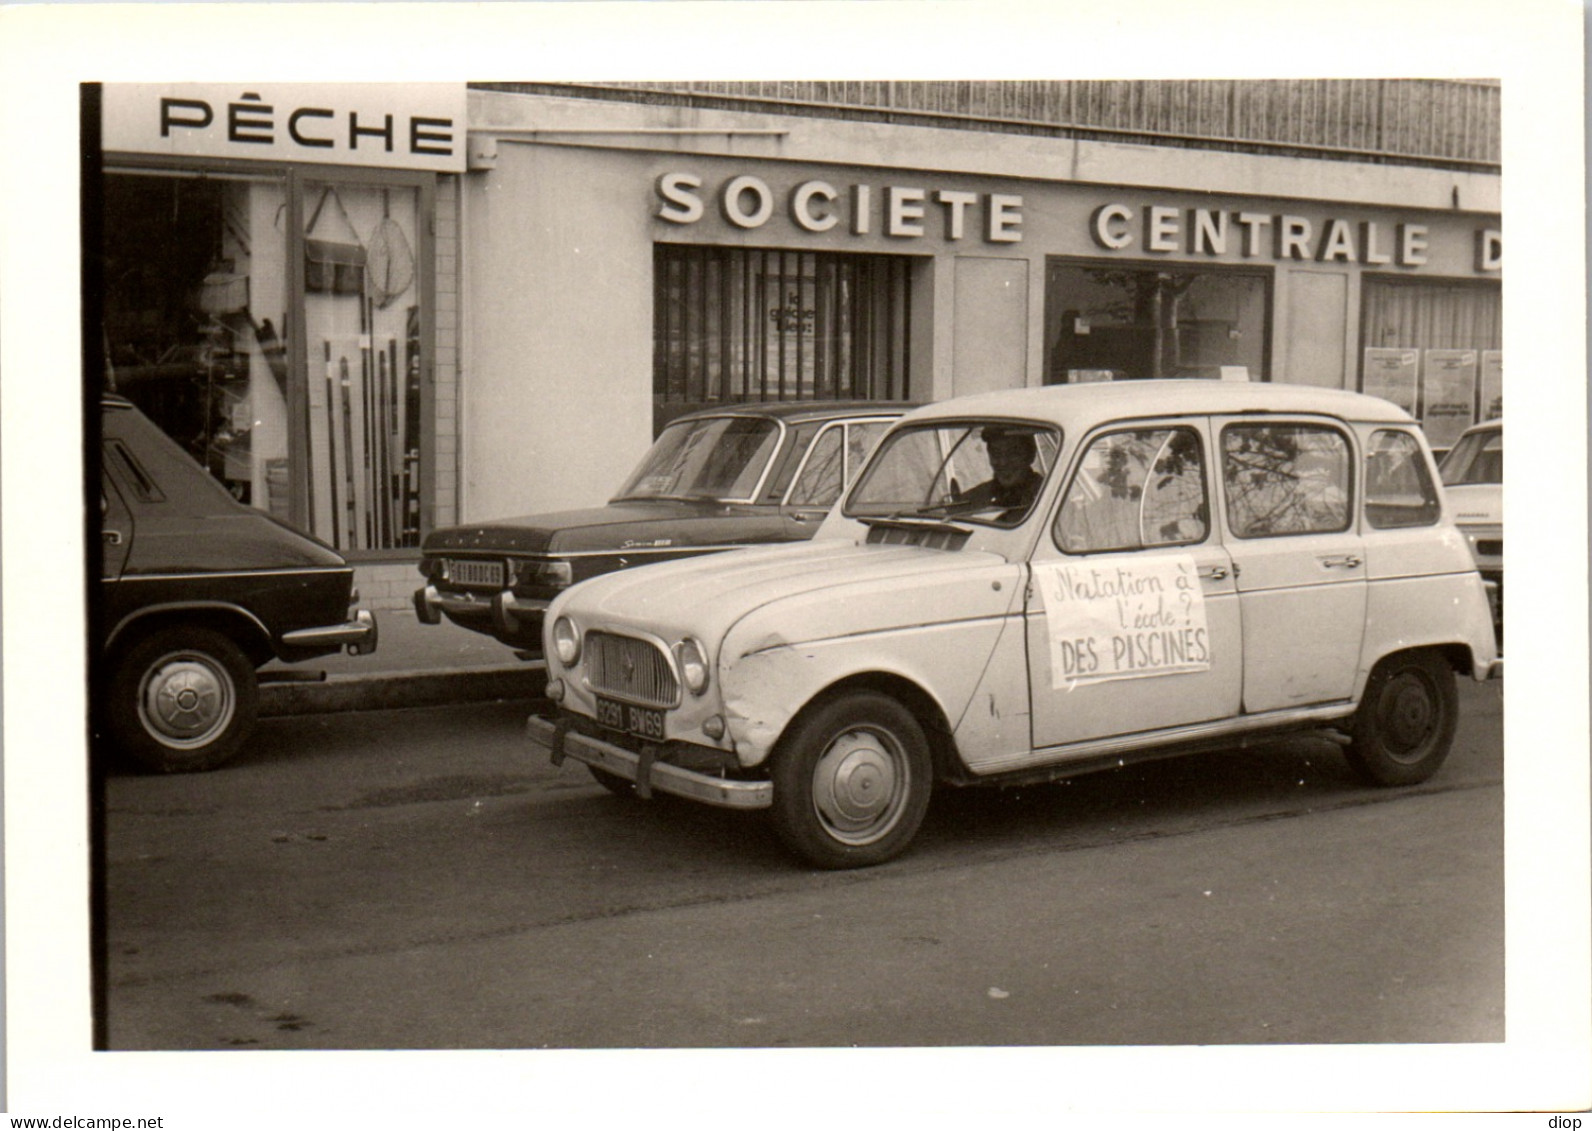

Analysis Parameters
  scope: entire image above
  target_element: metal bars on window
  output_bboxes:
[654,245,912,423]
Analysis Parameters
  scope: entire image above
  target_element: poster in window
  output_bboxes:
[1479,350,1503,420]
[1421,349,1478,450]
[1362,348,1419,415]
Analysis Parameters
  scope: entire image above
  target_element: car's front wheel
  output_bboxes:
[107,626,259,773]
[587,764,637,798]
[770,691,933,869]
[1344,649,1458,787]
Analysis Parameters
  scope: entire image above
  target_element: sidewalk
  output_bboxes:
[258,607,547,717]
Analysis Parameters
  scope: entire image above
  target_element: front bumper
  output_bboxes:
[527,713,772,810]
[414,584,548,639]
[280,608,379,656]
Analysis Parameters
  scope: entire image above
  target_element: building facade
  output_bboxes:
[95,81,1501,608]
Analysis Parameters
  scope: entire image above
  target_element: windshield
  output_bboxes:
[1438,427,1502,486]
[614,416,782,502]
[845,421,1059,528]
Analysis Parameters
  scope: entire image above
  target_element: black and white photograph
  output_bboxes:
[1,1,1587,1126]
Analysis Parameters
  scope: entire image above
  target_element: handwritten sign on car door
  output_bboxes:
[1034,555,1211,687]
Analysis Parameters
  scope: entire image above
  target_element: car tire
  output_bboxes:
[108,626,259,773]
[588,764,637,798]
[1344,649,1458,787]
[770,691,933,869]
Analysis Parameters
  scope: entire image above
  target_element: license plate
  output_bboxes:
[445,558,504,588]
[595,696,666,740]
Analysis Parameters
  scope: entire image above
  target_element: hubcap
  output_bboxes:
[139,653,235,749]
[1381,672,1436,760]
[811,727,906,845]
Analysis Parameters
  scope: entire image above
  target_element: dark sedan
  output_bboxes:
[415,401,910,651]
[98,394,377,772]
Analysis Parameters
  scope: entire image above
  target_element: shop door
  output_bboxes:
[1215,417,1366,711]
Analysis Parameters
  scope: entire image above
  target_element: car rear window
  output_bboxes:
[1364,429,1441,528]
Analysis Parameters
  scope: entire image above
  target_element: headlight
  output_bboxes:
[552,616,581,666]
[677,637,710,696]
[527,560,574,588]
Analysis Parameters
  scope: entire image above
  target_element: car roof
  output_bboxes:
[900,380,1416,429]
[1458,418,1503,434]
[673,400,917,425]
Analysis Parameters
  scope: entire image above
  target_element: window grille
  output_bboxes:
[653,245,913,430]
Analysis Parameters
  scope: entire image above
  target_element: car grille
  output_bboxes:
[1477,539,1502,556]
[444,558,505,588]
[585,631,679,707]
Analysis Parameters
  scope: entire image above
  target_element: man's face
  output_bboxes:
[988,437,1034,485]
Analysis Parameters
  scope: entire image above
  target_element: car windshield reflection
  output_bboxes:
[1439,427,1502,487]
[845,420,1060,528]
[612,416,782,503]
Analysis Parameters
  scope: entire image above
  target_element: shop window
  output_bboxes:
[1221,423,1351,538]
[653,245,913,433]
[100,170,429,555]
[1045,260,1269,384]
[1056,428,1209,553]
[103,172,287,510]
[1361,276,1501,448]
[300,179,424,552]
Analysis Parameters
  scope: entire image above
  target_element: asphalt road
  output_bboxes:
[101,679,1503,1051]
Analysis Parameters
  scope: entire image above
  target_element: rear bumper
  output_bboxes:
[280,608,378,656]
[527,713,772,810]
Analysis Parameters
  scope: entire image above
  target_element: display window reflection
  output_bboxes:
[99,168,430,554]
[1045,260,1270,384]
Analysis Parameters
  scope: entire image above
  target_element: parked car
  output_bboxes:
[1439,418,1502,638]
[414,401,911,651]
[98,394,378,772]
[531,381,1501,869]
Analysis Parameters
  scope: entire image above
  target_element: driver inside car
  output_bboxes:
[957,427,1044,517]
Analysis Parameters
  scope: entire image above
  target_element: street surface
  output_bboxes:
[102,680,1503,1049]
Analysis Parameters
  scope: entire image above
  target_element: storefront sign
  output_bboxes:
[1089,202,1499,273]
[103,84,468,173]
[1362,348,1420,415]
[656,171,1023,244]
[1422,349,1479,448]
[1034,556,1211,687]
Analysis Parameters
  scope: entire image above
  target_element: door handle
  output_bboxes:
[1320,554,1362,569]
[103,529,123,546]
[1198,565,1228,581]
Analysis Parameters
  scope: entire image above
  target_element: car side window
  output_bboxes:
[1221,423,1351,538]
[1055,427,1209,553]
[846,421,891,484]
[786,425,844,507]
[1364,429,1441,528]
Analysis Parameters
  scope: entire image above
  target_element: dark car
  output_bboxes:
[98,394,377,772]
[415,401,911,651]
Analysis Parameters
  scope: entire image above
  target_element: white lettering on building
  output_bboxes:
[656,172,1025,245]
[1089,201,1462,269]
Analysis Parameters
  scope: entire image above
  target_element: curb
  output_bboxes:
[260,665,548,717]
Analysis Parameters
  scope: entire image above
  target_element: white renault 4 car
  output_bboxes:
[530,381,1501,869]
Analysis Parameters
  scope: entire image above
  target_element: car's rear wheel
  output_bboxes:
[108,626,259,773]
[1344,649,1458,787]
[770,691,933,869]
